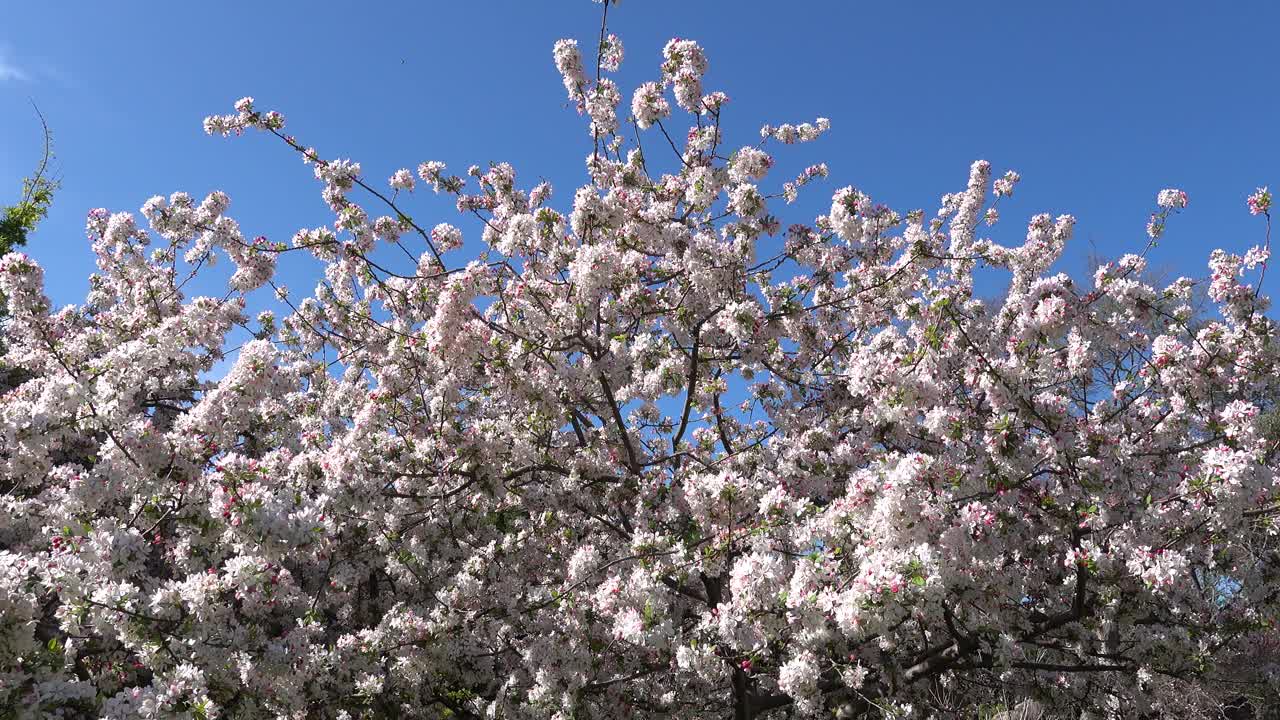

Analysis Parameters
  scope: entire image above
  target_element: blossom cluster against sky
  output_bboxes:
[2,0,1277,310]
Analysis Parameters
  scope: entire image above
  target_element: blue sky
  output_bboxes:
[2,1,1277,313]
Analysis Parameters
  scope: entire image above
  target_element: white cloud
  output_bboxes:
[0,47,30,82]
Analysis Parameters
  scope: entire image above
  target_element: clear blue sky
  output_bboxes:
[2,1,1277,312]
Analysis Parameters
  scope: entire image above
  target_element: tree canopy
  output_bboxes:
[1,3,1277,718]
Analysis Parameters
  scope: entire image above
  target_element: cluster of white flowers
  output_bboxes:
[203,96,285,136]
[661,39,709,113]
[992,169,1021,197]
[1156,187,1190,210]
[388,168,415,191]
[759,117,830,144]
[600,33,624,72]
[553,38,588,103]
[3,3,1277,719]
[630,82,670,129]
[585,78,622,137]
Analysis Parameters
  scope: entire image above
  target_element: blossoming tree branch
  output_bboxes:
[2,1,1278,718]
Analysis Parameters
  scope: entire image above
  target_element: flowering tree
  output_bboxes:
[2,3,1279,719]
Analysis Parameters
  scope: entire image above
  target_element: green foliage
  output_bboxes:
[0,107,57,356]
[0,181,55,255]
[1260,408,1280,449]
[0,106,58,257]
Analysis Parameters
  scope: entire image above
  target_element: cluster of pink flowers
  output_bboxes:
[1248,185,1272,216]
